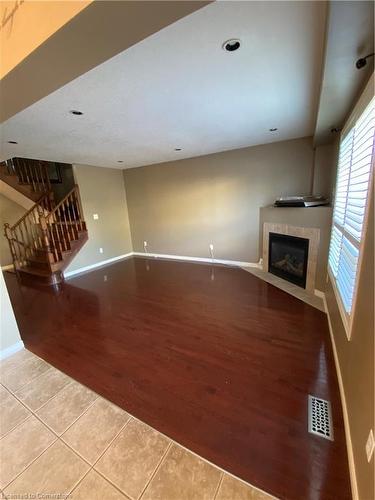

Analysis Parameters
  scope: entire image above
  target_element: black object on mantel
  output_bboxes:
[274,195,329,208]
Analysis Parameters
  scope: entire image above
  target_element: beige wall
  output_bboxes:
[123,137,318,263]
[0,1,92,78]
[0,270,22,354]
[0,193,26,266]
[65,164,132,274]
[313,143,336,199]
[325,192,374,500]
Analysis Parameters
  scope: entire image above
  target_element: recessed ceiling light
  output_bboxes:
[269,128,278,132]
[175,148,182,151]
[70,110,84,116]
[7,140,18,144]
[222,39,241,52]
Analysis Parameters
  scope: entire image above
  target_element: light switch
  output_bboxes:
[93,214,99,220]
[99,248,103,254]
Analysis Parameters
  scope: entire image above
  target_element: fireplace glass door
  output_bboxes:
[268,233,309,288]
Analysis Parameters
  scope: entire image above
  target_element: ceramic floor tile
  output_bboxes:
[72,470,130,500]
[3,440,89,498]
[0,349,35,374]
[0,385,31,438]
[142,444,222,500]
[36,380,98,435]
[95,418,170,499]
[0,355,51,392]
[0,415,56,489]
[215,474,276,500]
[15,368,72,411]
[62,397,130,464]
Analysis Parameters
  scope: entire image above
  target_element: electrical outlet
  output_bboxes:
[93,214,99,220]
[366,429,374,462]
[103,275,107,282]
[209,243,214,251]
[99,247,103,254]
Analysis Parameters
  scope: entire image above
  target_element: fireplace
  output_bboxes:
[268,232,309,288]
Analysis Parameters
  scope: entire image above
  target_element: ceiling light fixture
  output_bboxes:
[70,110,84,116]
[175,148,182,151]
[222,39,241,52]
[269,128,278,132]
[117,160,124,163]
[7,140,18,144]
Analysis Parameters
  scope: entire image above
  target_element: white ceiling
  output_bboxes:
[0,1,327,169]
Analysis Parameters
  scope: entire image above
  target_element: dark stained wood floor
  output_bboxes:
[4,257,351,500]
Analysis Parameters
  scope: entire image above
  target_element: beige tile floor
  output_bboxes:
[0,349,277,500]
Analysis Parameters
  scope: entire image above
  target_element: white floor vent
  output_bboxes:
[308,395,334,441]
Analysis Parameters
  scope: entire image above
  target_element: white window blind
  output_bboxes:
[328,95,374,329]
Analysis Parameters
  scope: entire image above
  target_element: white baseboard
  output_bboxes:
[10,251,261,281]
[0,249,261,281]
[132,251,261,268]
[0,340,24,360]
[64,251,261,279]
[1,264,14,271]
[323,294,358,500]
[64,253,133,278]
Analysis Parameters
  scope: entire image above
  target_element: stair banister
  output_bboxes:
[2,162,87,284]
[4,192,52,272]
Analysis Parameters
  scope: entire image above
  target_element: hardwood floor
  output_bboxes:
[4,257,351,500]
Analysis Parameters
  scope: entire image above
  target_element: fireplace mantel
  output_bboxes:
[259,206,333,292]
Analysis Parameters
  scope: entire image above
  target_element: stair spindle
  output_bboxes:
[53,211,64,257]
[31,162,38,191]
[22,219,31,258]
[66,195,76,240]
[71,193,80,232]
[4,224,17,268]
[61,202,71,243]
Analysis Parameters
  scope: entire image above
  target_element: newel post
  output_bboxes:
[4,223,18,269]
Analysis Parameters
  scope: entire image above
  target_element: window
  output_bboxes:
[328,93,374,336]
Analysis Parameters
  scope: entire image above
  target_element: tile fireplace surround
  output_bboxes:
[263,222,320,292]
[259,206,333,293]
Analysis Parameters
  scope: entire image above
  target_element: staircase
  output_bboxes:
[1,158,88,285]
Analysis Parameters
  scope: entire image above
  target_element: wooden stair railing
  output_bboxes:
[4,193,53,271]
[3,157,51,193]
[4,185,87,285]
[43,185,86,265]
